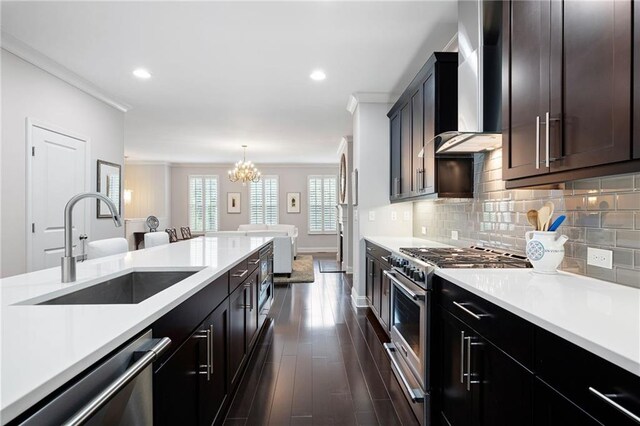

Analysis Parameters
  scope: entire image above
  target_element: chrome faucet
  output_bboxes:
[62,192,123,283]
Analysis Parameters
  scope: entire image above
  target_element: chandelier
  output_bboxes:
[228,145,261,184]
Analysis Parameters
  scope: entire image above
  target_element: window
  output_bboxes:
[308,175,337,234]
[189,175,218,232]
[249,176,279,225]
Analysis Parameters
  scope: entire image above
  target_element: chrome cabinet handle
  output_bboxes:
[384,270,425,301]
[589,387,640,424]
[536,115,540,169]
[232,269,248,278]
[466,336,472,391]
[545,111,550,168]
[62,337,171,426]
[384,343,425,403]
[453,301,487,321]
[195,328,212,381]
[381,255,390,263]
[249,258,260,265]
[244,282,254,311]
[460,331,466,384]
[208,324,214,375]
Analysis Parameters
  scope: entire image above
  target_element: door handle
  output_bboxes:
[195,327,212,381]
[589,387,640,424]
[384,343,425,403]
[244,282,254,311]
[232,269,248,278]
[460,331,466,384]
[453,301,488,320]
[535,115,540,170]
[545,111,550,168]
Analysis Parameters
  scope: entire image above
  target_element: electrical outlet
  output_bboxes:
[451,230,459,240]
[403,211,411,221]
[421,226,427,235]
[391,211,397,221]
[587,247,613,269]
[368,211,376,221]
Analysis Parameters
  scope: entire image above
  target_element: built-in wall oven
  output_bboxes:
[383,255,433,426]
[258,243,274,329]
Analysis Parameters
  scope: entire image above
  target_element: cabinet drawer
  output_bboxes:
[229,259,249,292]
[365,241,392,264]
[536,327,640,426]
[247,251,261,275]
[152,273,228,367]
[436,277,534,369]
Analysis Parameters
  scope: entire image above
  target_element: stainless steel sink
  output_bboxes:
[38,271,197,305]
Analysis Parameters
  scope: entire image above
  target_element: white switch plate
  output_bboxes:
[587,247,613,269]
[391,211,397,221]
[451,230,459,240]
[421,226,427,235]
[368,211,376,221]
[403,211,411,221]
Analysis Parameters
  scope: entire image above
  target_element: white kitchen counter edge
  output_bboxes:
[0,237,273,424]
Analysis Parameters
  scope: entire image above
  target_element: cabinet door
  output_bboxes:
[154,329,203,425]
[245,271,259,350]
[473,334,534,426]
[502,0,550,179]
[379,265,390,331]
[412,86,424,194]
[365,255,374,305]
[199,301,229,426]
[228,283,246,389]
[548,0,631,172]
[533,379,601,426]
[400,102,413,195]
[422,73,436,194]
[390,111,402,197]
[635,0,640,160]
[440,311,473,426]
[372,260,381,316]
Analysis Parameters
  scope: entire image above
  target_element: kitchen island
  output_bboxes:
[0,236,273,424]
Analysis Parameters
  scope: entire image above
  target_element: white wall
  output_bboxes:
[1,50,125,277]
[171,164,338,252]
[123,163,172,222]
[350,100,413,307]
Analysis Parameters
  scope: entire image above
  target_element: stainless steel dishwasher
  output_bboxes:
[20,330,170,426]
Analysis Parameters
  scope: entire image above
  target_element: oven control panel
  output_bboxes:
[389,254,430,284]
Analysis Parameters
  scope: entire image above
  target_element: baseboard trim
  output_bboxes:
[298,247,337,254]
[350,289,369,310]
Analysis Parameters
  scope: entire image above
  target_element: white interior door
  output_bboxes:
[29,124,88,272]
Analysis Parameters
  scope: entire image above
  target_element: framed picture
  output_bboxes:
[227,192,241,214]
[287,192,301,213]
[97,160,121,218]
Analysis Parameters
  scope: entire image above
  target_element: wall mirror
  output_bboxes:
[97,160,122,218]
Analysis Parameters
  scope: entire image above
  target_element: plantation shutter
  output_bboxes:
[189,175,218,232]
[323,176,337,232]
[249,180,263,224]
[308,175,337,234]
[250,176,278,225]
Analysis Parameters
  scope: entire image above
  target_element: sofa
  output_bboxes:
[204,230,293,275]
[237,224,298,256]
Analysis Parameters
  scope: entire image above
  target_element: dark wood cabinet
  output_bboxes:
[635,0,640,160]
[199,301,229,426]
[228,282,246,389]
[245,270,259,349]
[365,241,392,333]
[533,379,601,426]
[379,262,391,331]
[503,0,634,186]
[388,52,470,202]
[366,254,381,316]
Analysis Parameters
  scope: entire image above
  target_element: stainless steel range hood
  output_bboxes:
[435,0,503,154]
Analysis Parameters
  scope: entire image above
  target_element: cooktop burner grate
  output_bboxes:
[399,246,532,269]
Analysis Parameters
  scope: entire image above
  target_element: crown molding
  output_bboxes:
[346,92,398,114]
[337,135,352,155]
[124,160,171,166]
[168,162,338,169]
[1,31,132,112]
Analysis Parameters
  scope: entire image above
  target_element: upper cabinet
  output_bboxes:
[503,0,636,187]
[635,0,640,160]
[388,52,473,202]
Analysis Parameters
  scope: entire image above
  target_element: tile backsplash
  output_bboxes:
[413,149,640,288]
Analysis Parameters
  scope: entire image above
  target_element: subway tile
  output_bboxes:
[635,174,640,190]
[637,212,640,230]
[616,193,640,210]
[572,179,600,195]
[564,227,586,243]
[564,196,586,211]
[586,264,616,282]
[616,230,640,249]
[601,175,634,192]
[635,251,640,269]
[586,229,615,245]
[586,194,614,210]
[615,267,640,288]
[613,249,634,267]
[574,212,600,228]
[601,212,635,229]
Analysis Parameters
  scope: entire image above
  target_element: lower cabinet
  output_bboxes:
[199,301,229,426]
[229,282,246,389]
[439,309,533,426]
[245,270,259,349]
[379,264,391,330]
[533,378,601,426]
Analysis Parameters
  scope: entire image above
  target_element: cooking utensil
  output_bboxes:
[548,215,566,232]
[527,210,539,230]
[543,202,555,231]
[537,204,552,231]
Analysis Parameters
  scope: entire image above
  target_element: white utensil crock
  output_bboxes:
[525,231,568,274]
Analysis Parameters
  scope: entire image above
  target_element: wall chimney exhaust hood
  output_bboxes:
[435,0,502,154]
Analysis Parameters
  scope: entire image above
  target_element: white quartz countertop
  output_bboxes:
[0,236,272,424]
[364,235,640,378]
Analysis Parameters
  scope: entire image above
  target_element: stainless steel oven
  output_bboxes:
[258,244,273,329]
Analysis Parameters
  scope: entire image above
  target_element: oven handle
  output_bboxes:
[62,337,171,426]
[384,270,425,301]
[383,343,425,403]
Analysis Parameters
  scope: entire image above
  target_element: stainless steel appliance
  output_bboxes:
[384,246,531,424]
[20,331,170,426]
[258,244,274,329]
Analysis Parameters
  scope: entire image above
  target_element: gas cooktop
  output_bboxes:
[399,246,532,269]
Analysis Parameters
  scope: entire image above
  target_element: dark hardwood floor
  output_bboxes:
[224,254,419,426]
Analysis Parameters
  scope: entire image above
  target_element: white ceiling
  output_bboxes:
[2,1,457,164]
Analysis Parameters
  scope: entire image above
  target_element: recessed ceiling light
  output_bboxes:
[132,68,151,79]
[310,70,326,81]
